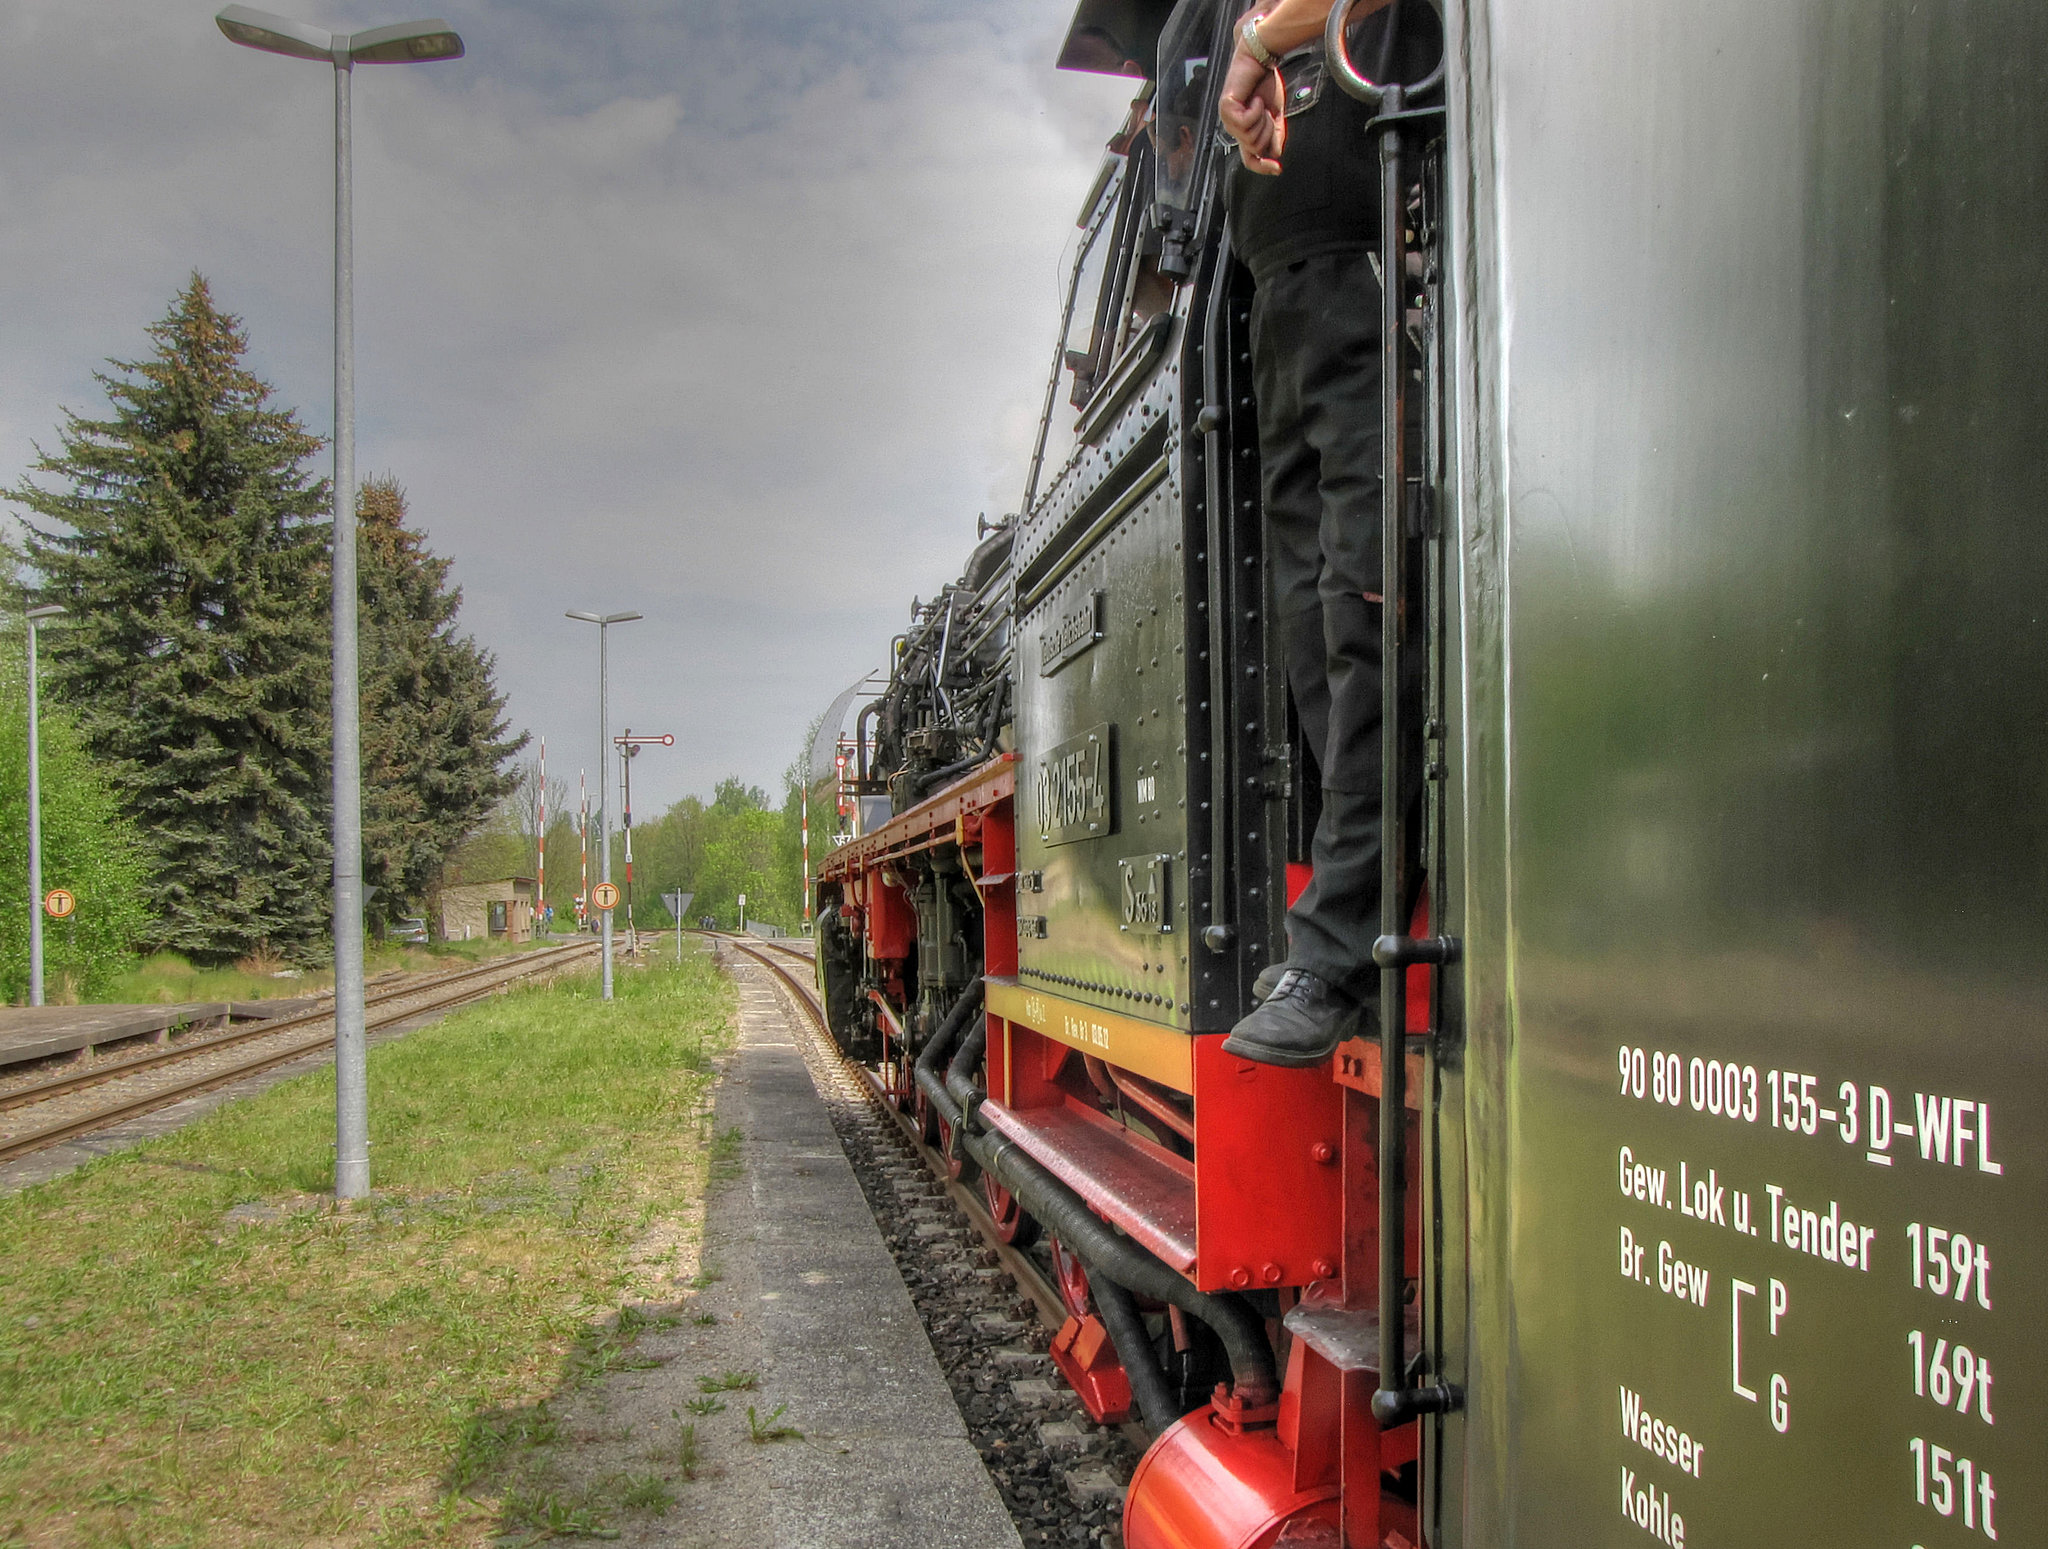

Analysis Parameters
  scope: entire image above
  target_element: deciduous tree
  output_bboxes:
[0,612,149,1000]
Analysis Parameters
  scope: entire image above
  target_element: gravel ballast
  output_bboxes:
[746,950,1150,1549]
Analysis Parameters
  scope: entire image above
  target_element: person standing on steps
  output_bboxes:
[1213,0,1439,1069]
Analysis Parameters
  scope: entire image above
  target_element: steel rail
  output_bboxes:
[713,933,1068,1332]
[0,944,593,1115]
[0,942,599,1164]
[755,938,815,960]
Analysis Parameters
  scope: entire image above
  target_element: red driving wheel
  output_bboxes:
[934,1115,968,1180]
[981,1174,1040,1247]
[894,1054,919,1111]
[1049,1235,1093,1319]
[911,1083,940,1145]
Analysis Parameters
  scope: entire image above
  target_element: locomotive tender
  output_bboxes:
[816,1,2048,1545]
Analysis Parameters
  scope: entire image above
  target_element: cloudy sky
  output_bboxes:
[0,0,1136,816]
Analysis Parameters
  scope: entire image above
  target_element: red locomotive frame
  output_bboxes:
[818,757,1434,1549]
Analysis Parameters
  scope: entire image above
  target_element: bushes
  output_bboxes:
[0,627,147,1000]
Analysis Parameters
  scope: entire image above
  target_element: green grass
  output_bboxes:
[744,1403,801,1444]
[672,1419,701,1480]
[614,1474,674,1512]
[694,1370,757,1394]
[0,952,734,1547]
[499,1486,617,1542]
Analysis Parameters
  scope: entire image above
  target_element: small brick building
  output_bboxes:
[437,877,536,943]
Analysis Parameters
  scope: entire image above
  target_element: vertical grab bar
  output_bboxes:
[1367,104,1461,1424]
[1198,232,1238,954]
[1324,0,1462,1431]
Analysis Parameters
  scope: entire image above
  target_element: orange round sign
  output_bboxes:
[43,888,75,920]
[591,882,620,911]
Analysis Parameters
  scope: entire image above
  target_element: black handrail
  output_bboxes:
[1324,0,1445,107]
[1327,0,1463,1428]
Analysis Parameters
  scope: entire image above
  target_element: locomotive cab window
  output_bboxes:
[1061,157,1126,408]
[1113,231,1176,352]
[1152,0,1219,220]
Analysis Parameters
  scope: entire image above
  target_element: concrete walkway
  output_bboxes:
[722,960,1022,1547]
[539,956,1022,1548]
[0,1000,320,1069]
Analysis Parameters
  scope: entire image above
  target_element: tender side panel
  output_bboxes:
[1452,3,2048,1546]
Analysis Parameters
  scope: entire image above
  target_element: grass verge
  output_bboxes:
[0,950,734,1547]
[97,937,563,1008]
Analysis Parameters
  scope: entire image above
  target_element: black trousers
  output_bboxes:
[1250,248,1389,1000]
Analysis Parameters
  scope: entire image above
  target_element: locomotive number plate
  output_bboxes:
[1035,723,1115,845]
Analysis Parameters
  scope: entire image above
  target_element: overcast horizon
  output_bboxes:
[0,1,1136,820]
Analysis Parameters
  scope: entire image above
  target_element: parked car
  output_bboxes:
[390,915,429,945]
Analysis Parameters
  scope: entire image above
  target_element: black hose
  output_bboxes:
[916,981,984,1089]
[910,983,1281,1408]
[916,754,981,796]
[1090,1274,1181,1433]
[916,1040,967,1128]
[945,1017,986,1113]
[941,1017,989,1179]
[978,683,1008,751]
[966,1126,1279,1406]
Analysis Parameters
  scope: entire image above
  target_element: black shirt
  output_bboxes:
[1225,0,1442,283]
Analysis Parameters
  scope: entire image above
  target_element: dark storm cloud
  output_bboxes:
[0,0,1136,811]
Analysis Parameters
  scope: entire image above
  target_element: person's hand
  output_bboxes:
[1219,45,1286,175]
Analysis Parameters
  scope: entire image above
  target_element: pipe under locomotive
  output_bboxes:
[816,2,1448,1543]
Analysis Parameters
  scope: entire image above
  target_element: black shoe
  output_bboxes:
[1222,969,1359,1068]
[1251,962,1285,1003]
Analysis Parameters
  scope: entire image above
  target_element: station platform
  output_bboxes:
[553,952,1024,1548]
[727,963,1021,1545]
[0,1000,320,1070]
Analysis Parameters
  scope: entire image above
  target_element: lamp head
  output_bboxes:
[215,6,334,60]
[565,610,643,626]
[346,20,464,63]
[215,7,463,64]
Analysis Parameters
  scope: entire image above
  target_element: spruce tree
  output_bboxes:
[8,275,332,962]
[357,476,523,915]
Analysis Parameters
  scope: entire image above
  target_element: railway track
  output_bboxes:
[0,940,601,1165]
[711,932,1068,1329]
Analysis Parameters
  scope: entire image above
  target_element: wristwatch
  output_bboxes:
[1239,11,1277,67]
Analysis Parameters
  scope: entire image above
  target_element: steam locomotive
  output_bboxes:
[816,1,2048,1545]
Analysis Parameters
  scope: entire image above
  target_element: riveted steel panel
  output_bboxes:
[1018,465,1195,1029]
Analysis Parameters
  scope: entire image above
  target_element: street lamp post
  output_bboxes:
[25,604,65,1008]
[566,611,642,1000]
[619,736,637,955]
[216,5,464,1201]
